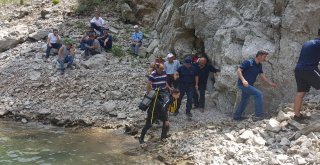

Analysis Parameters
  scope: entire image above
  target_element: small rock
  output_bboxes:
[21,118,28,123]
[294,155,307,165]
[38,109,51,115]
[238,130,254,142]
[276,111,290,122]
[279,137,290,146]
[266,119,281,132]
[253,136,266,146]
[117,113,127,119]
[29,71,41,81]
[0,109,9,116]
[224,133,236,141]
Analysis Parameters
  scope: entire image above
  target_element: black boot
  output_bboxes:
[160,125,170,140]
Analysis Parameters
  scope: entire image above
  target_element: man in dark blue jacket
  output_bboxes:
[193,58,220,111]
[174,57,199,117]
[293,30,320,122]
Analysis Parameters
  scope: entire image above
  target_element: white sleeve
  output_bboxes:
[100,18,105,25]
[90,17,95,23]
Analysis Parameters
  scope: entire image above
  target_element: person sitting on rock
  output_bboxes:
[45,29,62,62]
[84,33,101,60]
[130,25,143,56]
[90,12,106,36]
[57,38,75,75]
[97,28,112,51]
[80,26,97,50]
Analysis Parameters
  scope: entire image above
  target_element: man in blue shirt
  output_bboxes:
[164,53,180,88]
[234,50,277,121]
[130,25,143,56]
[293,32,320,122]
[193,58,220,111]
[174,57,199,117]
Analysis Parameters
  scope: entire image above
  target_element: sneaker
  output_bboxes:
[186,113,193,117]
[233,116,248,121]
[293,114,309,122]
[252,116,264,122]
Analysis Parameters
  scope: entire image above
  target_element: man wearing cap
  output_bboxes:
[234,50,277,121]
[90,12,106,35]
[130,25,143,56]
[193,57,220,111]
[174,57,199,117]
[97,28,112,51]
[164,53,181,88]
[293,30,320,123]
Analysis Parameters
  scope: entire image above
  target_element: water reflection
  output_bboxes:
[0,120,159,165]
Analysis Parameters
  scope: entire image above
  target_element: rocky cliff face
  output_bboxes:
[149,0,320,113]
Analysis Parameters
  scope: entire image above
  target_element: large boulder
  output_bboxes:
[29,29,51,41]
[0,24,29,52]
[81,54,107,69]
[152,0,320,112]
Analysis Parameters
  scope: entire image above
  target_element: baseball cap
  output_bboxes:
[167,53,174,58]
[133,25,139,29]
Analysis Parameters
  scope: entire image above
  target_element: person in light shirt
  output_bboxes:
[90,12,106,36]
[45,29,62,62]
[130,25,143,56]
[164,53,180,88]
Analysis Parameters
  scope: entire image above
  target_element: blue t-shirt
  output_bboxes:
[237,59,263,86]
[177,65,198,85]
[148,71,167,89]
[194,64,220,86]
[295,38,320,71]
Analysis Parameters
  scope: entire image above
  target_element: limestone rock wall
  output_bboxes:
[151,0,320,113]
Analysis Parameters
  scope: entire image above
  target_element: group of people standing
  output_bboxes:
[45,12,144,74]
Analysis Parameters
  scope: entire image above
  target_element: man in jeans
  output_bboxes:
[45,29,62,62]
[130,25,143,56]
[293,30,320,122]
[164,53,180,88]
[57,39,75,75]
[234,50,277,121]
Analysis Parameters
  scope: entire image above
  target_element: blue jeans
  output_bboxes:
[130,42,141,55]
[46,43,62,58]
[90,23,104,36]
[177,84,194,114]
[57,55,74,71]
[234,84,264,119]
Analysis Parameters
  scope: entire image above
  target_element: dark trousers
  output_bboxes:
[177,84,194,114]
[90,23,104,36]
[84,48,99,57]
[193,86,206,108]
[140,112,169,141]
[98,39,112,50]
[46,43,62,58]
[167,74,178,88]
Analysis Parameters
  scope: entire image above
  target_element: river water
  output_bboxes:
[0,120,159,165]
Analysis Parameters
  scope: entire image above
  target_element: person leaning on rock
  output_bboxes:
[193,57,220,112]
[293,29,320,123]
[57,38,75,75]
[130,25,143,56]
[83,33,101,60]
[45,29,62,62]
[233,50,277,121]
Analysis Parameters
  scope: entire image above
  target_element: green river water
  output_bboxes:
[0,120,159,165]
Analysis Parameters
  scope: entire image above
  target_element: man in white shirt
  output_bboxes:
[46,29,62,61]
[90,12,106,36]
[164,53,180,88]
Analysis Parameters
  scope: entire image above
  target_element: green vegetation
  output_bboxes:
[111,45,125,57]
[75,0,104,15]
[52,0,60,5]
[61,38,76,45]
[73,21,87,32]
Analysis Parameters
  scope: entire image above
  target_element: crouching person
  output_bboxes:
[139,89,180,144]
[57,38,75,75]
